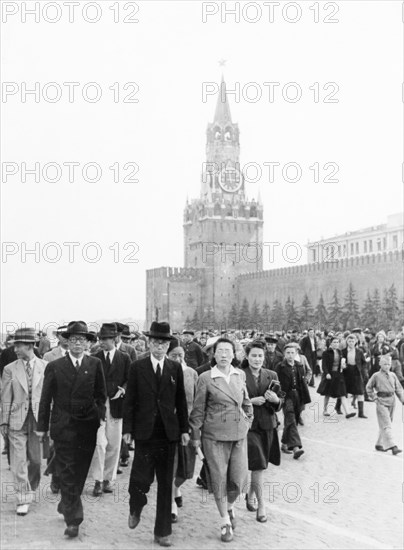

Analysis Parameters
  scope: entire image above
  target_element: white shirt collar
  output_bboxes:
[68,352,84,366]
[116,340,122,350]
[104,347,116,362]
[150,354,165,373]
[211,365,239,382]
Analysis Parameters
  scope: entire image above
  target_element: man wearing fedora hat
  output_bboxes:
[89,323,130,496]
[115,322,137,362]
[123,321,190,547]
[0,328,47,516]
[37,321,107,538]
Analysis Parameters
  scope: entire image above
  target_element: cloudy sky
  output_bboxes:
[1,0,402,329]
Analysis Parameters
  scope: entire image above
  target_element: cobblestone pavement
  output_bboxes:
[1,385,403,550]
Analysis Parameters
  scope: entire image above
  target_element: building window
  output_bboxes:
[369,240,373,252]
[355,242,359,254]
[312,249,316,262]
[393,234,398,248]
[383,237,387,250]
[343,244,346,256]
[364,241,367,253]
[377,239,381,251]
[350,243,354,255]
[338,245,341,257]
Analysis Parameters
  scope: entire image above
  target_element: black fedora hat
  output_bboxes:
[264,333,278,344]
[143,321,173,341]
[62,321,95,341]
[98,323,118,339]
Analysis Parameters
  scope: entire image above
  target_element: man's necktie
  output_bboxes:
[75,360,80,370]
[156,362,162,386]
[106,351,111,367]
[25,360,33,404]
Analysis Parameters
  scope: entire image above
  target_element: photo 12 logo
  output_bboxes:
[202,81,340,104]
[1,2,140,24]
[1,82,140,103]
[201,2,340,24]
[1,162,140,184]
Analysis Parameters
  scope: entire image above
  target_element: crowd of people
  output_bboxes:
[0,320,403,546]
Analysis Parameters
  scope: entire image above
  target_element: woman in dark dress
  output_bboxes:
[241,341,282,523]
[317,336,356,419]
[341,334,368,418]
[370,331,392,376]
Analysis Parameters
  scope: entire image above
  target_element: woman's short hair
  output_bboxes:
[212,337,236,354]
[245,339,266,356]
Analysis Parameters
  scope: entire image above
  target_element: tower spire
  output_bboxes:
[214,74,232,125]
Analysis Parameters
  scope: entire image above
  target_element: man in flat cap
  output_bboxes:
[181,330,206,371]
[0,328,47,516]
[37,321,107,538]
[123,321,189,547]
[263,334,283,370]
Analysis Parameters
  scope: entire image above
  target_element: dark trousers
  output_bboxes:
[54,429,97,526]
[281,395,302,450]
[120,437,129,461]
[129,439,176,537]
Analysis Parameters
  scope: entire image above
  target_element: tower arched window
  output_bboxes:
[214,202,221,216]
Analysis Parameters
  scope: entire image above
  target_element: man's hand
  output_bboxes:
[111,386,125,400]
[34,431,47,442]
[326,374,331,380]
[180,433,190,446]
[0,425,9,438]
[190,439,201,448]
[123,433,132,445]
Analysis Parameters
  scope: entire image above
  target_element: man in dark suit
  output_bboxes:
[263,334,283,370]
[123,322,189,548]
[37,321,106,538]
[89,323,130,495]
[300,328,318,386]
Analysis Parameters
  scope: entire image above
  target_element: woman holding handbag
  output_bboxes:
[189,338,253,543]
[240,340,283,523]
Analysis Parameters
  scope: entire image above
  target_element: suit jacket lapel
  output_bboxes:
[212,375,240,404]
[32,358,44,389]
[140,358,158,393]
[15,360,28,393]
[244,367,258,398]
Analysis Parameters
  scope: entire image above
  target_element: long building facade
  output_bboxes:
[146,79,403,330]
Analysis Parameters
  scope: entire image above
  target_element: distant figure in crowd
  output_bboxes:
[275,344,311,459]
[181,330,206,370]
[43,325,69,362]
[341,334,368,418]
[366,355,404,455]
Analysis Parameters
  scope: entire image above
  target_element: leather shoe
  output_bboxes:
[220,524,233,543]
[375,445,385,452]
[103,481,113,493]
[196,476,208,489]
[391,446,402,456]
[171,513,178,523]
[117,469,123,475]
[281,444,293,454]
[256,511,267,523]
[154,535,172,547]
[16,504,29,516]
[345,413,356,419]
[93,481,102,496]
[128,511,141,529]
[120,458,129,467]
[174,496,183,508]
[50,480,60,494]
[64,525,79,538]
[293,448,304,460]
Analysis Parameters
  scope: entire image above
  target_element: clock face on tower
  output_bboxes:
[219,166,243,193]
